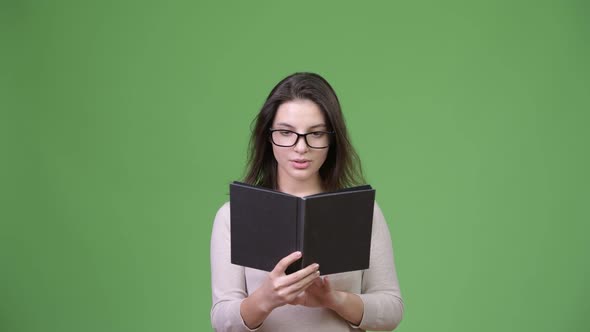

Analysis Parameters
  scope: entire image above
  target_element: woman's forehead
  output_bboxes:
[273,100,326,128]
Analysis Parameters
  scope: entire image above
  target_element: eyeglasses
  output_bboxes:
[269,129,334,149]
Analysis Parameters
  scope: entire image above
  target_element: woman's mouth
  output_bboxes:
[291,159,311,169]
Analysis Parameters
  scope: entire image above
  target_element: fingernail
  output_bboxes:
[295,251,302,257]
[314,263,320,269]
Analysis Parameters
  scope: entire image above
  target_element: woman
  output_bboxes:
[210,72,403,331]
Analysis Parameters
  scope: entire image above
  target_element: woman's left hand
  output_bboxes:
[291,274,365,326]
[289,276,343,309]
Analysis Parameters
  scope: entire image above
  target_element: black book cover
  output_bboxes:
[230,181,375,275]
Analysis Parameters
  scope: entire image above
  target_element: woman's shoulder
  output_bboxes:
[372,200,388,224]
[215,201,230,217]
[211,202,232,238]
[373,200,384,214]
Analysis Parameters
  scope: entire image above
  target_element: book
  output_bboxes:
[229,181,375,275]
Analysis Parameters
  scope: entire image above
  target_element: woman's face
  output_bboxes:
[271,99,330,190]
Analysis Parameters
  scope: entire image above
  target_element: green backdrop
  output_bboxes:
[2,1,589,331]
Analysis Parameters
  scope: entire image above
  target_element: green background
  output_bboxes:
[2,1,589,331]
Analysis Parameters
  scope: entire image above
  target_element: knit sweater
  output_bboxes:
[210,201,403,332]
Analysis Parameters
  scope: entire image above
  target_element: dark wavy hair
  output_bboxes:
[243,72,365,192]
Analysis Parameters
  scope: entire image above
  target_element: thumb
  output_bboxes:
[322,276,332,291]
[289,292,306,306]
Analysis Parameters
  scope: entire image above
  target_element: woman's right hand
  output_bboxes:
[240,251,320,329]
[258,251,320,311]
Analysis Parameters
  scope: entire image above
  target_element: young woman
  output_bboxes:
[210,72,403,331]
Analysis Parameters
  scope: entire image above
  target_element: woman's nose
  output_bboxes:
[293,135,309,153]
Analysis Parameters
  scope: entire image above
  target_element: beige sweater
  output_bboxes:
[210,202,403,332]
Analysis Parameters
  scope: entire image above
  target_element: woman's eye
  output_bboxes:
[310,132,325,138]
[279,130,293,136]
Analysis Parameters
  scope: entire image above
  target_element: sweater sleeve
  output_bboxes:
[210,202,262,332]
[355,202,404,331]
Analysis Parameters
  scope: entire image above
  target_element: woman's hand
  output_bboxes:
[256,251,321,311]
[240,251,320,329]
[290,275,365,326]
[289,275,343,308]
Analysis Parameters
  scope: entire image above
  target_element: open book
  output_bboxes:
[229,181,375,275]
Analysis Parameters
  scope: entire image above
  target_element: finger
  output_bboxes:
[278,272,318,304]
[282,263,320,285]
[289,292,305,306]
[276,264,319,291]
[272,251,302,275]
[290,269,321,293]
[323,276,331,290]
[312,277,323,287]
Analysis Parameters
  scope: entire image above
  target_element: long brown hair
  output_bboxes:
[243,72,365,192]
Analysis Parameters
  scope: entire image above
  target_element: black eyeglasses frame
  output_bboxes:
[269,129,334,149]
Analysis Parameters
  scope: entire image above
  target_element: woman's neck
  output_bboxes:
[277,176,323,197]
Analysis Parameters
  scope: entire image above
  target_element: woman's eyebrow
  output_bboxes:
[274,122,327,130]
[309,124,327,130]
[274,122,295,129]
